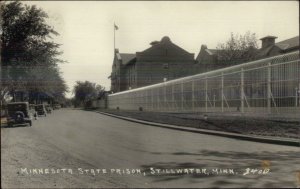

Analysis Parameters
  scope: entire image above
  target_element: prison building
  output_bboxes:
[110,35,299,95]
[108,51,300,117]
[195,45,242,74]
[194,35,299,74]
[256,35,299,59]
[109,51,136,93]
[110,36,195,93]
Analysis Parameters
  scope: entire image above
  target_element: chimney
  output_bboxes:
[150,41,159,46]
[260,36,277,49]
[161,36,171,43]
[201,44,208,51]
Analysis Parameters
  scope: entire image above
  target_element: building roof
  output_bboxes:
[255,45,274,58]
[114,36,194,66]
[205,49,221,55]
[260,36,277,40]
[198,36,299,62]
[118,53,136,65]
[256,35,299,58]
[275,36,299,50]
[140,36,193,56]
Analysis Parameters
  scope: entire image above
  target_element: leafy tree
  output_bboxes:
[73,81,105,107]
[0,1,67,103]
[216,31,258,64]
[26,66,68,103]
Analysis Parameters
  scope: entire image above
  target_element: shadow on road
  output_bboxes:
[141,150,300,187]
[1,124,31,129]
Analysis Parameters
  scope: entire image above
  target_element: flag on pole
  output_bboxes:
[114,24,119,30]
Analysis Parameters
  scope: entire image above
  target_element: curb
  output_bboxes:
[95,111,300,147]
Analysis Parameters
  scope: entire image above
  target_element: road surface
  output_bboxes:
[1,109,300,188]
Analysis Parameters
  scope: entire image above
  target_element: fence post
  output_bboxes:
[164,84,167,111]
[298,83,300,107]
[172,84,175,111]
[192,80,195,111]
[221,72,224,112]
[295,87,298,107]
[134,92,137,110]
[267,62,271,114]
[214,94,216,108]
[181,82,184,111]
[151,89,154,111]
[146,90,148,110]
[157,88,160,111]
[205,77,208,112]
[241,68,244,113]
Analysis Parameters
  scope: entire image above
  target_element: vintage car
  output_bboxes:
[45,104,52,114]
[6,102,32,127]
[29,104,38,120]
[53,104,61,110]
[35,104,47,117]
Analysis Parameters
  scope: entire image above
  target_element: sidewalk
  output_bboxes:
[90,109,300,147]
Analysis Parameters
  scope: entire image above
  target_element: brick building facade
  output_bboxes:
[110,35,299,93]
[110,36,195,93]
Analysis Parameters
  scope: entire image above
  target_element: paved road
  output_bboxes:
[1,109,300,188]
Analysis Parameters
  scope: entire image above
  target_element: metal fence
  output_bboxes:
[108,51,300,117]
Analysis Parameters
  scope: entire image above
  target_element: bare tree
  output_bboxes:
[216,31,258,64]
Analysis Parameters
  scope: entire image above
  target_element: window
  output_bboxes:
[163,63,169,69]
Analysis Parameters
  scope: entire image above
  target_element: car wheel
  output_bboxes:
[15,111,25,122]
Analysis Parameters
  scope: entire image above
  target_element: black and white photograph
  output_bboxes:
[0,0,299,188]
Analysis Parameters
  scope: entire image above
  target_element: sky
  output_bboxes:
[24,1,299,98]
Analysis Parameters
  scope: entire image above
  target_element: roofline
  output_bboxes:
[260,36,278,40]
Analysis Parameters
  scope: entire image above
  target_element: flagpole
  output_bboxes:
[113,22,115,52]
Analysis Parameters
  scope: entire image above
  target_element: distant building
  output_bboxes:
[255,35,299,59]
[195,35,299,74]
[110,36,195,93]
[90,91,111,109]
[194,45,240,74]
